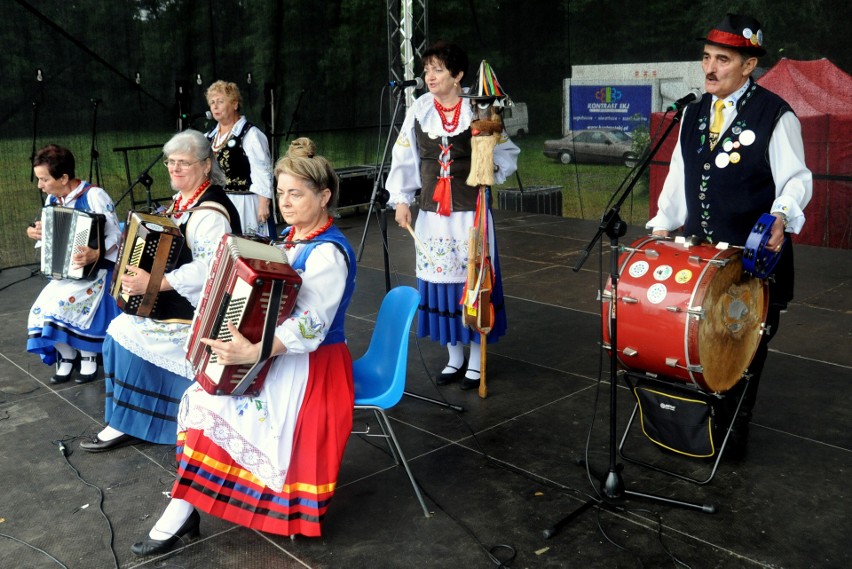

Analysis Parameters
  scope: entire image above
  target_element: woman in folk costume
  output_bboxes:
[80,129,241,452]
[26,144,122,384]
[206,80,276,237]
[131,137,357,556]
[387,41,519,391]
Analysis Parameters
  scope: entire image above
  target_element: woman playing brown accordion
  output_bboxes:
[80,129,240,452]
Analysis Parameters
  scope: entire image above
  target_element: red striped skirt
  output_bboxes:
[170,343,354,537]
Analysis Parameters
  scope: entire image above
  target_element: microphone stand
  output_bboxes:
[544,107,714,540]
[29,101,40,184]
[356,86,402,290]
[357,85,463,414]
[88,98,102,187]
[114,151,164,212]
[29,100,44,219]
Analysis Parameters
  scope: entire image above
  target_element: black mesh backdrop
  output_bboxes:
[2,1,848,267]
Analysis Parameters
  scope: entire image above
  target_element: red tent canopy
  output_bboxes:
[649,59,852,249]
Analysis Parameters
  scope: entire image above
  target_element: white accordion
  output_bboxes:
[40,205,106,280]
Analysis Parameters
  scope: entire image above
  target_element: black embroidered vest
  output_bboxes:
[680,82,791,245]
[680,82,796,305]
[415,122,479,213]
[209,124,255,195]
[157,185,241,320]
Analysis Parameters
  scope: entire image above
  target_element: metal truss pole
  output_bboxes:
[386,0,428,119]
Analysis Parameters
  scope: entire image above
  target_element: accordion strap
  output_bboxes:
[183,202,231,224]
[228,278,285,396]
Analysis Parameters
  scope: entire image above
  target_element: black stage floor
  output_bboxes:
[1,209,850,569]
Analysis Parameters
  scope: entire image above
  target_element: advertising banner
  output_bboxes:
[569,84,652,132]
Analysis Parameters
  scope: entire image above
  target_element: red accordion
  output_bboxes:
[187,235,302,396]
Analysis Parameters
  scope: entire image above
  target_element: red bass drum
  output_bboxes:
[602,236,768,393]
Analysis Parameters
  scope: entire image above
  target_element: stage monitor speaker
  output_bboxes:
[336,164,389,212]
[498,186,563,217]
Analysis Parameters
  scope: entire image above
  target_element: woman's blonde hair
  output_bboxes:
[206,80,242,109]
[274,138,339,213]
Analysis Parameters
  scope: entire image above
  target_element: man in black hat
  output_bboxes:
[647,13,813,459]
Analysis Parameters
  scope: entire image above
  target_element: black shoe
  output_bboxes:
[131,509,201,556]
[76,355,99,384]
[460,370,481,391]
[436,360,466,385]
[51,355,77,384]
[79,433,141,453]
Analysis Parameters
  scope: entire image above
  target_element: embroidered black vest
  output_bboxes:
[680,82,791,245]
[158,184,242,320]
[415,122,479,213]
[209,124,255,195]
[680,81,795,305]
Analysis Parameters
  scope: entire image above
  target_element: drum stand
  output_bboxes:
[618,372,749,485]
[544,108,714,540]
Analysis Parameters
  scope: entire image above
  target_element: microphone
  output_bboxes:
[388,77,424,89]
[668,89,702,111]
[183,111,214,121]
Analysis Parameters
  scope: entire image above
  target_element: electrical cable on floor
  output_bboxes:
[0,532,69,568]
[631,508,693,569]
[594,504,646,569]
[52,435,120,569]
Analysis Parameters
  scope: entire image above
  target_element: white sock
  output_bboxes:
[441,343,465,374]
[466,343,482,380]
[97,425,125,442]
[79,351,98,375]
[54,343,77,375]
[149,498,195,540]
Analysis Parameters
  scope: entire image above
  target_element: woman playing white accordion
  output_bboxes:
[26,144,122,384]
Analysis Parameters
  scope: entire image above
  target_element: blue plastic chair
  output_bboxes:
[352,285,431,517]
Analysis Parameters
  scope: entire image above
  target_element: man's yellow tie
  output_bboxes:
[709,99,725,150]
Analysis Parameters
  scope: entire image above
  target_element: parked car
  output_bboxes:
[501,102,528,137]
[543,128,638,167]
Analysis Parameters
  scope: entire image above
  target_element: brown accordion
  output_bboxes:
[40,205,106,280]
[110,211,189,319]
[186,234,302,396]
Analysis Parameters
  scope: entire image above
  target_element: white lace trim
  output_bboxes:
[181,403,287,492]
[107,315,195,379]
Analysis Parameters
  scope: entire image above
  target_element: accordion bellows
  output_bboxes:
[40,205,106,280]
[187,234,302,396]
[111,211,189,319]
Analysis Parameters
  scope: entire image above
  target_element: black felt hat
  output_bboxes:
[701,13,766,57]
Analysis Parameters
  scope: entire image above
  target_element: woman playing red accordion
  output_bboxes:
[131,137,357,556]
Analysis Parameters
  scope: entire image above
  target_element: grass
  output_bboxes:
[496,133,650,222]
[0,130,650,269]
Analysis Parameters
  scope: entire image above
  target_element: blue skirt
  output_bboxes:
[416,241,508,346]
[27,271,121,365]
[102,336,193,445]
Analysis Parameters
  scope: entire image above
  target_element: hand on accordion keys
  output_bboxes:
[70,245,99,269]
[199,321,282,366]
[120,264,152,297]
